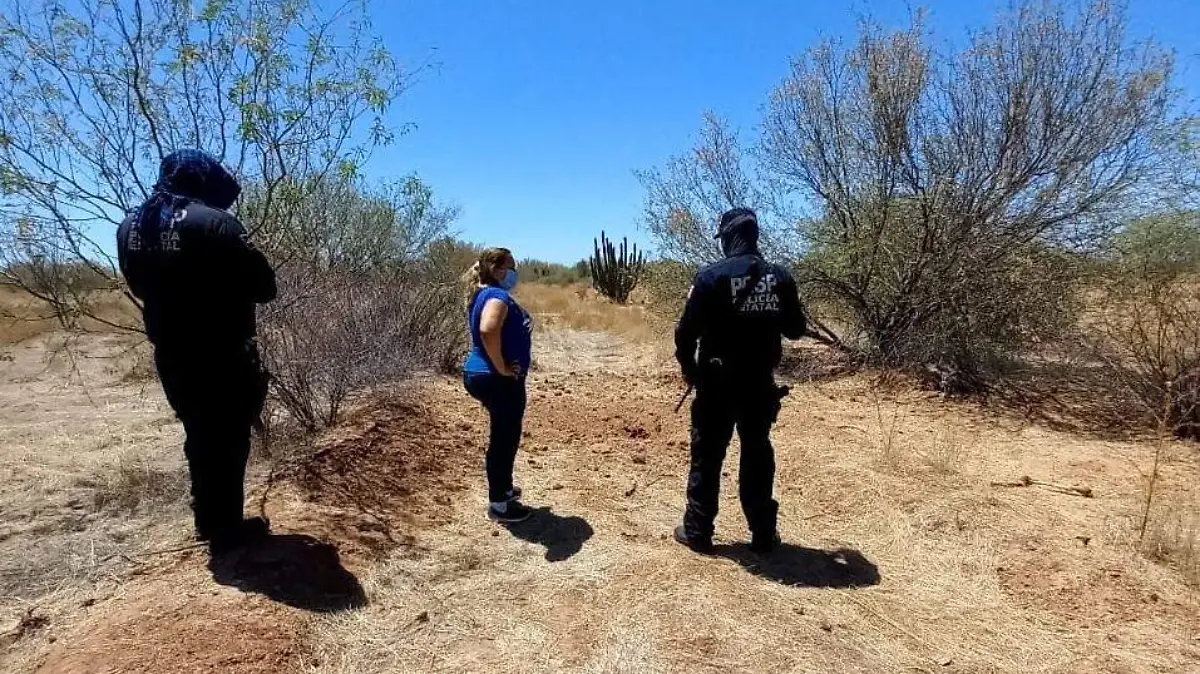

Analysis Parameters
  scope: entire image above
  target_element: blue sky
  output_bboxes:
[369,0,1200,263]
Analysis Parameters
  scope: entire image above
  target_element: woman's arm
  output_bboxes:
[479,298,516,377]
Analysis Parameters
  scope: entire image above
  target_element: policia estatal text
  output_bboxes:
[673,208,807,554]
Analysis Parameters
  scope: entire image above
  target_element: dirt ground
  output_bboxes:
[2,311,1199,672]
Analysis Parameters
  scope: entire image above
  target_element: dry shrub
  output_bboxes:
[1091,284,1200,438]
[82,452,188,514]
[260,269,465,432]
[642,1,1171,393]
[1089,214,1200,439]
[249,176,466,432]
[639,259,695,332]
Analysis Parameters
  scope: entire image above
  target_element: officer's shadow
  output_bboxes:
[208,533,367,612]
[504,507,594,562]
[712,542,881,589]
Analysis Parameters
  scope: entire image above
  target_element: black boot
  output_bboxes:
[673,525,714,554]
[749,532,781,555]
[208,516,271,555]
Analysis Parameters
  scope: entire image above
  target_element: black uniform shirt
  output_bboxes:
[674,247,806,384]
[117,202,275,350]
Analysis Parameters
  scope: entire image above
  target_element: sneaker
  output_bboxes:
[673,525,714,554]
[488,500,533,524]
[749,532,781,555]
[504,486,523,502]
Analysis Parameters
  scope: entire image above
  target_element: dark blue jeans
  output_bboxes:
[464,372,527,503]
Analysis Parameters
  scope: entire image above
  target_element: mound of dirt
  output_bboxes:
[36,574,308,674]
[288,392,477,545]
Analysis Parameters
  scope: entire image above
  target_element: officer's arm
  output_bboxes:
[778,270,808,341]
[215,216,277,304]
[115,218,144,301]
[674,274,707,384]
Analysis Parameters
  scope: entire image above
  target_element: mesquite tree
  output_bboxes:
[641,1,1174,390]
[589,231,645,303]
[636,114,777,267]
[0,0,403,329]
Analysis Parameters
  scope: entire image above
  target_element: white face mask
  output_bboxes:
[500,268,519,290]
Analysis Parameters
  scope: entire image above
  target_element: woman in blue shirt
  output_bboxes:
[463,248,535,523]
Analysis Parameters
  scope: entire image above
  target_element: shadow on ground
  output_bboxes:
[713,543,881,588]
[982,358,1147,440]
[505,507,594,562]
[208,533,367,612]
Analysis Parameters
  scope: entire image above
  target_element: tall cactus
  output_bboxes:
[589,230,645,303]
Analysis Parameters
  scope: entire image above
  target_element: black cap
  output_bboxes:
[714,207,758,239]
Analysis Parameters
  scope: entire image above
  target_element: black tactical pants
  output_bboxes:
[154,342,268,540]
[683,378,781,542]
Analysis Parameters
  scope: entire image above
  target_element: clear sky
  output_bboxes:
[369,0,1200,264]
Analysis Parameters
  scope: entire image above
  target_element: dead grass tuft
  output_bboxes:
[80,451,188,513]
[923,425,971,474]
[1143,492,1200,586]
[865,378,912,468]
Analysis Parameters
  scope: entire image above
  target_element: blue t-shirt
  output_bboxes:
[463,287,533,375]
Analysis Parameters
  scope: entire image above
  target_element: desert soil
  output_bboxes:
[2,326,1198,673]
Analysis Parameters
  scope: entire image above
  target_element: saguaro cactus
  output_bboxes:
[589,231,645,303]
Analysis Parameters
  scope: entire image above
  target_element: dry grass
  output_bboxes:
[923,425,972,474]
[298,357,1200,674]
[516,283,657,343]
[0,331,191,671]
[0,286,139,345]
[0,286,57,344]
[1143,490,1200,587]
[4,293,1200,673]
[78,450,188,514]
[870,389,909,467]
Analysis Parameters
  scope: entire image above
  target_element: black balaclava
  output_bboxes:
[154,149,241,210]
[132,150,241,249]
[714,207,760,258]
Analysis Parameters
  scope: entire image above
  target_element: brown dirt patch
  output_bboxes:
[35,572,308,674]
[9,378,481,674]
[276,385,480,558]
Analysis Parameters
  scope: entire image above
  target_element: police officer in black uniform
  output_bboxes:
[673,207,807,555]
[117,150,276,553]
